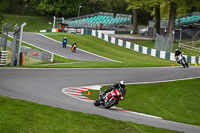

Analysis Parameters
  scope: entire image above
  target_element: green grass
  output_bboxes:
[82,78,200,126]
[25,33,176,68]
[0,96,179,133]
[133,40,200,56]
[2,14,52,32]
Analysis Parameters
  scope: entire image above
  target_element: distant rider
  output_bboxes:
[175,49,184,64]
[62,37,68,48]
[100,81,126,100]
[72,42,77,52]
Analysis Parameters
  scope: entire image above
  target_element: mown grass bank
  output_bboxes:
[82,78,200,126]
[24,33,176,68]
[0,96,179,133]
[2,14,52,32]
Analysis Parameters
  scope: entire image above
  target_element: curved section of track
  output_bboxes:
[0,67,200,132]
[8,32,115,62]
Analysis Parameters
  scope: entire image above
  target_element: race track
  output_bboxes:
[2,32,200,132]
[8,32,115,62]
[0,67,200,133]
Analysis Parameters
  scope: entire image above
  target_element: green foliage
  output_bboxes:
[0,14,4,27]
[36,0,82,16]
[126,0,145,10]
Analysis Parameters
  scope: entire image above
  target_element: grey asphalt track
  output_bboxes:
[8,32,114,62]
[0,67,200,133]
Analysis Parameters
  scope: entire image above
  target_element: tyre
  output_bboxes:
[180,60,186,68]
[105,98,117,109]
[94,99,101,106]
[186,63,189,68]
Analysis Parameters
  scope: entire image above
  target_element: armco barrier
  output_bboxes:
[0,51,8,65]
[92,30,200,64]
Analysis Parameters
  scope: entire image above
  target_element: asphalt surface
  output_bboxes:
[0,67,200,133]
[8,32,113,62]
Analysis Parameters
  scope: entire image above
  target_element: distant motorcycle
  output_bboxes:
[94,88,124,109]
[176,53,189,68]
[71,44,77,52]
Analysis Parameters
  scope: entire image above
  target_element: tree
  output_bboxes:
[167,1,177,37]
[35,0,83,17]
[126,0,145,34]
[164,0,200,36]
[102,0,128,14]
[144,0,162,35]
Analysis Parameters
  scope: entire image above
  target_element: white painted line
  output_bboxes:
[8,34,69,60]
[61,85,163,119]
[118,108,162,119]
[37,33,121,63]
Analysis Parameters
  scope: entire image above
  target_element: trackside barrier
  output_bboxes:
[5,39,54,63]
[91,30,200,64]
[0,51,8,65]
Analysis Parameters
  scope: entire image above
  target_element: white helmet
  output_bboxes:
[119,81,126,88]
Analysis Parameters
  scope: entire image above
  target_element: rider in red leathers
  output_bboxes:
[100,81,126,101]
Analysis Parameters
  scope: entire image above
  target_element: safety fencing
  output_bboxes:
[91,30,200,64]
[5,39,53,63]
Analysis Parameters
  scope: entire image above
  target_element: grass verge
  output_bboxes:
[0,96,179,133]
[2,14,52,32]
[26,33,177,68]
[82,78,200,126]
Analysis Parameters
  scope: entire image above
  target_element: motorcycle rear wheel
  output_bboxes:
[94,99,101,106]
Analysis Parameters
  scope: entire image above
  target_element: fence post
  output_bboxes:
[50,53,54,62]
[17,22,26,66]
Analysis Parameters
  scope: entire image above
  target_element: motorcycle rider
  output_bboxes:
[175,49,189,67]
[100,81,126,101]
[62,37,68,48]
[175,49,184,63]
[71,42,77,52]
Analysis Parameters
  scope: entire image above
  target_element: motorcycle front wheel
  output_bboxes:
[105,99,117,109]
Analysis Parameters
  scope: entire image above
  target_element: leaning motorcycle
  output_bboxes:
[176,53,189,68]
[94,88,124,109]
[71,44,77,52]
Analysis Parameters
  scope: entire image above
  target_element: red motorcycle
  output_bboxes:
[94,88,124,109]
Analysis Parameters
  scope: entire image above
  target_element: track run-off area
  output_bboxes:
[1,32,200,133]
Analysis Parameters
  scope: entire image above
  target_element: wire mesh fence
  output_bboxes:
[155,34,174,53]
[6,40,53,63]
[0,23,11,51]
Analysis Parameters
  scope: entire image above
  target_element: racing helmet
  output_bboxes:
[175,49,179,52]
[119,81,126,88]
